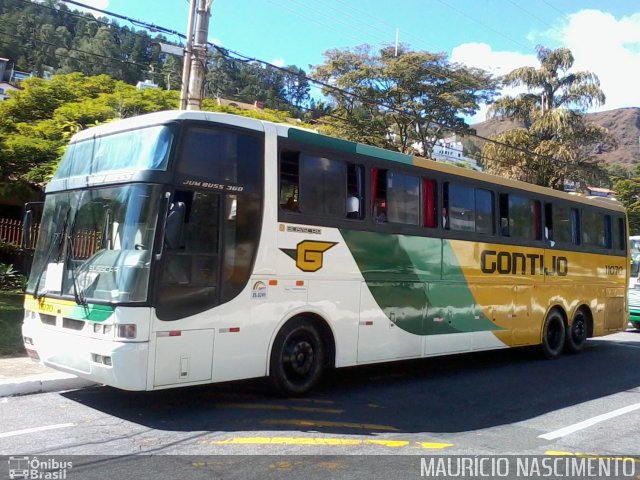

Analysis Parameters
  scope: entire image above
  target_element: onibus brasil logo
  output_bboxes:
[8,456,73,479]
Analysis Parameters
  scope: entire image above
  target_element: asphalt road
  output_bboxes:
[1,330,639,479]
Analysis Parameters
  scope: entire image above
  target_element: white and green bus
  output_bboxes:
[22,110,629,395]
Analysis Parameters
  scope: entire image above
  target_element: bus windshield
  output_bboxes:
[26,184,163,304]
[631,236,640,280]
[53,125,173,179]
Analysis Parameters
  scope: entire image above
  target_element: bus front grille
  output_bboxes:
[62,318,85,331]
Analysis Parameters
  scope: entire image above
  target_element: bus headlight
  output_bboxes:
[117,324,137,339]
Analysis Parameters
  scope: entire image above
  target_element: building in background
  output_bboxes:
[0,57,26,100]
[430,135,480,170]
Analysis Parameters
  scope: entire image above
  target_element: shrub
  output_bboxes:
[0,263,26,291]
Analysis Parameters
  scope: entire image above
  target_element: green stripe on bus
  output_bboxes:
[287,129,412,164]
[340,230,502,336]
[356,144,413,164]
[68,304,114,322]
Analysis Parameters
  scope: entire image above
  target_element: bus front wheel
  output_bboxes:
[565,309,588,353]
[269,318,324,396]
[541,309,566,359]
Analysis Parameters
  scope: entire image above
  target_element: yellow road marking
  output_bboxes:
[217,403,343,414]
[205,437,454,449]
[267,460,350,472]
[260,418,399,431]
[207,437,407,447]
[315,461,349,471]
[418,441,455,449]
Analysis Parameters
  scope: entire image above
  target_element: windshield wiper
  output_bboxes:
[66,234,87,306]
[64,202,88,307]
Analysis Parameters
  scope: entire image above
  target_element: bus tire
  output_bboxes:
[541,309,565,359]
[269,318,324,396]
[632,321,640,330]
[565,309,588,353]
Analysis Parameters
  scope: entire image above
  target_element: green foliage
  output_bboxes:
[0,263,26,291]
[0,72,185,189]
[482,46,614,189]
[311,44,497,154]
[614,166,640,235]
[204,52,311,113]
[0,239,24,257]
[0,1,318,195]
[0,290,27,356]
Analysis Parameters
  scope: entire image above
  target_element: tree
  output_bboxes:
[482,46,615,190]
[614,166,640,235]
[0,73,179,190]
[311,44,497,154]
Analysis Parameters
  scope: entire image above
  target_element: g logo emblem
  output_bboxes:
[281,240,337,272]
[296,241,337,272]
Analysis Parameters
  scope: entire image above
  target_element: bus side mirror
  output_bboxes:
[22,210,33,249]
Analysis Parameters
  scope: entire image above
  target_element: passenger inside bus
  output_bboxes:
[375,200,387,223]
[346,196,360,219]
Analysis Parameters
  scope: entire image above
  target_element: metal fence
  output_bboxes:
[0,217,39,248]
[0,217,100,266]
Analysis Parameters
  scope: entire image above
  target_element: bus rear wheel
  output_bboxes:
[565,310,588,353]
[269,318,324,396]
[632,321,640,330]
[541,309,566,359]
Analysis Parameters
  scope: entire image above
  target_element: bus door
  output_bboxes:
[153,189,222,386]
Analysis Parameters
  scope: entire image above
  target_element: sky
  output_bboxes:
[75,0,640,122]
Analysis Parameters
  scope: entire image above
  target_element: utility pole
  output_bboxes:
[180,0,212,111]
[179,0,196,110]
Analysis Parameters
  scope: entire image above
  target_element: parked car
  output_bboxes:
[628,287,640,329]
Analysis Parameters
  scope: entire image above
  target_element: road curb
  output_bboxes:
[0,373,97,397]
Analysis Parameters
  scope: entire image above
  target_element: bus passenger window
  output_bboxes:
[299,154,346,216]
[444,182,493,234]
[372,168,387,223]
[386,171,420,225]
[545,203,579,246]
[612,216,625,251]
[475,189,494,235]
[582,210,608,248]
[499,193,541,240]
[423,178,437,228]
[346,163,365,219]
[279,150,299,212]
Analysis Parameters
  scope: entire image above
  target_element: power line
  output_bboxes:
[50,0,494,97]
[0,37,155,78]
[15,0,119,32]
[59,0,186,41]
[211,46,576,171]
[433,0,530,51]
[263,0,378,47]
[9,0,585,173]
[0,25,152,70]
[540,0,568,17]
[504,0,556,29]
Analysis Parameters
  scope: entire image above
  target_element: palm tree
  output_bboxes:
[481,46,615,190]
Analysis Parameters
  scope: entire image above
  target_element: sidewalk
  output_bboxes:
[0,355,97,397]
